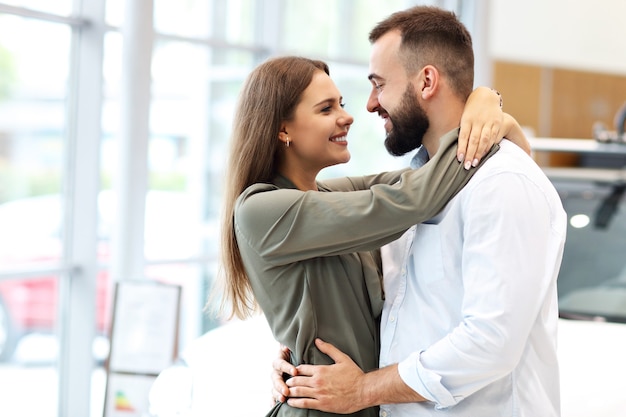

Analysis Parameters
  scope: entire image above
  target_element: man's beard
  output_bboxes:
[384,85,429,157]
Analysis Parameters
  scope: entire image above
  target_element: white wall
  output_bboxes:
[489,0,626,75]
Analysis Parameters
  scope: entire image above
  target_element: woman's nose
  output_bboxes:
[340,109,354,126]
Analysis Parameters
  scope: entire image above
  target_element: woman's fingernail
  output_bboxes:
[464,160,472,170]
[472,158,479,167]
[457,153,464,163]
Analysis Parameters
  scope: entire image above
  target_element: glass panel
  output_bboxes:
[154,0,258,43]
[281,0,407,60]
[105,0,123,27]
[0,276,59,362]
[553,176,626,322]
[0,0,73,16]
[281,0,340,57]
[91,367,107,417]
[0,276,60,416]
[93,265,114,357]
[146,41,256,262]
[219,0,258,44]
[101,31,122,192]
[0,16,70,268]
[0,194,63,269]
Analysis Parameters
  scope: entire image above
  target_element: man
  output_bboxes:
[273,6,566,416]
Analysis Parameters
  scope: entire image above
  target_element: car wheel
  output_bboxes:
[0,296,18,362]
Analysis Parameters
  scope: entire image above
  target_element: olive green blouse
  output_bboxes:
[234,131,497,416]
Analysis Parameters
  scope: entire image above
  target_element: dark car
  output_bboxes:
[529,137,626,323]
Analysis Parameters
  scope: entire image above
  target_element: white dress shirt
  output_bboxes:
[379,138,567,416]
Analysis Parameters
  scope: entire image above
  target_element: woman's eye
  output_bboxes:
[321,102,345,113]
[375,84,383,91]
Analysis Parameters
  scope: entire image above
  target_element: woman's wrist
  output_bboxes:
[490,88,503,109]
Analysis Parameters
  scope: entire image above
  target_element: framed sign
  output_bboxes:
[104,373,157,417]
[104,280,181,417]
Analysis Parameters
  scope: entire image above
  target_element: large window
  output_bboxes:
[0,10,75,415]
[0,1,474,416]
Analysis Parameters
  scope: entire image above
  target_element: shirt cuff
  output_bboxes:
[397,351,458,409]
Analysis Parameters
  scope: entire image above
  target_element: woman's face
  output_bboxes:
[282,70,354,172]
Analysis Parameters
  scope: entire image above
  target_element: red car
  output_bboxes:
[0,194,113,361]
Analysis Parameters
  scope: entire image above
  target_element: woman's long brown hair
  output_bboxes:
[210,56,329,319]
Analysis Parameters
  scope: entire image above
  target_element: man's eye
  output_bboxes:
[340,102,346,109]
[375,84,384,91]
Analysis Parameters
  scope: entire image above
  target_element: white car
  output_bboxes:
[149,138,626,417]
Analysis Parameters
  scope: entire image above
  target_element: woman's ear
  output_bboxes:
[278,127,290,146]
[278,128,288,144]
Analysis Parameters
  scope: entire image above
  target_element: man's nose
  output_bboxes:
[366,90,379,113]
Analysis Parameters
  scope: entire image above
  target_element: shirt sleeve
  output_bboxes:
[398,170,562,408]
[235,132,499,265]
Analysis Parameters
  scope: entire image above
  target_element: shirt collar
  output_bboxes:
[409,145,430,169]
[409,128,461,169]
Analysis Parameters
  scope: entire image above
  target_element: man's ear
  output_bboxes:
[418,65,439,100]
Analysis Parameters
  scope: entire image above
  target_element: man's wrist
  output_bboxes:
[359,364,426,407]
[359,371,380,409]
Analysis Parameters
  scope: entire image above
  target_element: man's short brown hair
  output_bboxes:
[369,6,474,100]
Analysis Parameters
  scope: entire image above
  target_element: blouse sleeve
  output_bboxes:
[318,168,409,192]
[235,130,498,265]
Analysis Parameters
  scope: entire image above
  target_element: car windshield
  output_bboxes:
[550,170,626,323]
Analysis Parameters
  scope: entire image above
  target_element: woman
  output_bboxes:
[217,56,526,416]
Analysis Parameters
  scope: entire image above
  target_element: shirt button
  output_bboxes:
[381,411,388,417]
[390,316,395,322]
